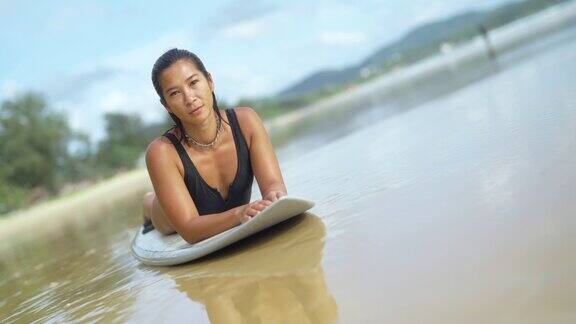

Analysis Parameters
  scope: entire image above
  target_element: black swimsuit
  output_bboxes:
[143,108,254,234]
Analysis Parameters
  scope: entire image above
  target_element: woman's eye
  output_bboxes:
[170,91,180,96]
[190,80,198,86]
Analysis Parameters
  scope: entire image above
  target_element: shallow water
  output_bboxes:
[2,24,576,323]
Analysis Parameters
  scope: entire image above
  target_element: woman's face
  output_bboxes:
[159,59,214,123]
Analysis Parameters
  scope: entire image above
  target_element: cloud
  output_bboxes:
[44,66,121,102]
[208,62,284,103]
[317,30,369,45]
[0,79,22,100]
[212,0,278,27]
[221,18,267,39]
[52,77,164,144]
[99,30,194,71]
[405,3,457,29]
[195,0,279,42]
[43,29,194,104]
[99,90,130,113]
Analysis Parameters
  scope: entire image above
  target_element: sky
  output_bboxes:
[0,0,511,142]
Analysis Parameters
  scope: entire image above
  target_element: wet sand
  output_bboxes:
[2,9,576,324]
[0,169,151,250]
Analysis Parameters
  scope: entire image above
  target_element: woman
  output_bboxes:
[142,48,287,244]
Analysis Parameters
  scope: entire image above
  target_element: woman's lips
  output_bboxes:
[190,105,203,115]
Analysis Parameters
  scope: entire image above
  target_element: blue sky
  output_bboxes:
[0,0,510,142]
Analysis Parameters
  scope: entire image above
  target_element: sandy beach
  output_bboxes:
[0,169,151,248]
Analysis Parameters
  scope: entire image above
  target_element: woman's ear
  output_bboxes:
[207,72,215,91]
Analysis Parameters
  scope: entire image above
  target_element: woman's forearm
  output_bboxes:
[181,206,241,244]
[262,182,287,196]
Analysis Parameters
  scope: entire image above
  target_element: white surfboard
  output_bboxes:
[131,196,315,266]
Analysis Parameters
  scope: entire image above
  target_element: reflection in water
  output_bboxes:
[160,214,338,323]
[0,198,143,323]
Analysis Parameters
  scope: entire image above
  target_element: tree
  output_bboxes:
[0,92,72,192]
[0,92,91,213]
[96,112,151,172]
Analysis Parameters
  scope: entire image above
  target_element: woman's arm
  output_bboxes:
[146,138,249,243]
[236,107,287,202]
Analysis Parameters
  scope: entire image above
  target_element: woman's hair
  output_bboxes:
[151,48,229,142]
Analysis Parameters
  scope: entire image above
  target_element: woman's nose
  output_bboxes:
[183,88,197,105]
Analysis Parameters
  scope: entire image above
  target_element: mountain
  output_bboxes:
[273,0,567,100]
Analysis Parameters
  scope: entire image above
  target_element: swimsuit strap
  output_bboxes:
[225,108,249,159]
[162,131,197,177]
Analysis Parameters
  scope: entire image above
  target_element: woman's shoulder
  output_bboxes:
[231,106,257,117]
[231,106,263,129]
[146,129,178,159]
[229,106,263,147]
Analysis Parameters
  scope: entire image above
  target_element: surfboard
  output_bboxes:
[131,196,315,266]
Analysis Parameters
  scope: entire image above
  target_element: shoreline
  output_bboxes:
[0,169,151,243]
[263,1,576,133]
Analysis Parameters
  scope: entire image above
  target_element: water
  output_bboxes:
[1,24,576,323]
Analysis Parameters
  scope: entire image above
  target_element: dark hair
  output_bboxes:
[151,48,229,142]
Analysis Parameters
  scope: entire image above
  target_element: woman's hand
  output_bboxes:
[263,189,287,203]
[235,199,272,224]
